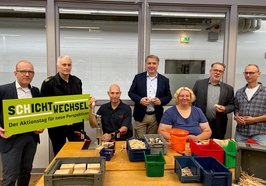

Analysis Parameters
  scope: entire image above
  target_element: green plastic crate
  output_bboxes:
[222,140,236,168]
[144,151,166,177]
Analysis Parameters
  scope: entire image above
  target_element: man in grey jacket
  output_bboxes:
[193,62,234,139]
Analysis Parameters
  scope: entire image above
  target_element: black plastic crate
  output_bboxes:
[174,156,201,183]
[193,156,232,186]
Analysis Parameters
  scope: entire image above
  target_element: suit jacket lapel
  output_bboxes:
[202,79,209,103]
[219,83,226,104]
[11,82,18,99]
[156,74,161,97]
[143,72,147,96]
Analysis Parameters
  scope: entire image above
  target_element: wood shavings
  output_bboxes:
[128,139,146,149]
[238,171,266,186]
[120,143,126,152]
[213,139,229,147]
[148,137,163,144]
[181,167,193,176]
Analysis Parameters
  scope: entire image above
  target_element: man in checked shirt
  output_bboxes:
[234,64,266,145]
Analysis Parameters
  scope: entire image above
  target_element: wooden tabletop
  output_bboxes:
[36,141,203,186]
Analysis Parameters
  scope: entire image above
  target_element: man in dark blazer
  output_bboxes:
[128,55,172,138]
[0,60,43,186]
[193,62,234,139]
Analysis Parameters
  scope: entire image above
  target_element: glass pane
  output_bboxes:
[59,8,138,99]
[0,5,47,170]
[0,6,46,87]
[236,13,266,90]
[150,11,226,94]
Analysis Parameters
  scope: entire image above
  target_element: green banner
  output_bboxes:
[3,94,90,135]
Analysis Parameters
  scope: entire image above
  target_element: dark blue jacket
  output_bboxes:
[128,72,172,123]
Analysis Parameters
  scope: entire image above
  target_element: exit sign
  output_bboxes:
[180,36,190,43]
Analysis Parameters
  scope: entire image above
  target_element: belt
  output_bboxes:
[145,111,155,115]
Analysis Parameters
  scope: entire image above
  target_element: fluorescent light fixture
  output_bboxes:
[151,12,225,18]
[0,6,45,13]
[59,8,138,15]
[64,37,103,40]
[0,34,20,37]
[239,14,266,19]
[152,28,202,31]
[60,26,100,30]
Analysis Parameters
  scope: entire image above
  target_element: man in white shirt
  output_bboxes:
[0,60,43,186]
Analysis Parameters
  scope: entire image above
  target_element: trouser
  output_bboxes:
[48,122,84,156]
[235,130,266,146]
[1,134,37,186]
[208,119,226,139]
[134,114,158,138]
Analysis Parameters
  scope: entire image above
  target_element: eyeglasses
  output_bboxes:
[243,71,257,75]
[212,69,224,73]
[17,70,35,75]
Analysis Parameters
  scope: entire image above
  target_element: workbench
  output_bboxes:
[36,141,203,186]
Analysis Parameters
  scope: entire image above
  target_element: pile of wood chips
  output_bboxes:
[234,171,266,186]
[181,167,193,176]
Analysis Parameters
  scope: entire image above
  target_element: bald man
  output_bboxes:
[89,84,133,142]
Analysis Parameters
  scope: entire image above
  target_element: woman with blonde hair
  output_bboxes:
[158,87,212,141]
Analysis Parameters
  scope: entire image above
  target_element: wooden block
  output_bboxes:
[87,163,100,169]
[84,169,100,174]
[60,163,74,170]
[54,169,71,175]
[73,169,85,174]
[74,163,86,170]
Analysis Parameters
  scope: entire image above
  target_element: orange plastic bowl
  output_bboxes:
[167,128,189,137]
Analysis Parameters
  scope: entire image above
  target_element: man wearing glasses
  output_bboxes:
[234,64,266,145]
[193,62,234,139]
[0,60,43,186]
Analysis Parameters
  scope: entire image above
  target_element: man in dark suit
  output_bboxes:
[128,55,172,138]
[0,60,43,186]
[193,62,234,139]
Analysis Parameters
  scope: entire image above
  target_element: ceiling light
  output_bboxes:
[60,26,100,30]
[59,8,138,16]
[152,28,202,31]
[151,12,225,18]
[0,6,45,13]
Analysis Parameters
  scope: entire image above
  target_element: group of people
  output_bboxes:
[0,55,266,186]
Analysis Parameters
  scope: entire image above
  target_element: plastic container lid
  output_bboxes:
[167,128,189,137]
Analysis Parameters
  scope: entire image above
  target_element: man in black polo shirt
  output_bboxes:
[89,84,133,141]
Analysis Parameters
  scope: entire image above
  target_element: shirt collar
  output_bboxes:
[146,72,158,79]
[245,82,262,89]
[15,80,31,90]
[107,100,122,109]
[208,79,221,86]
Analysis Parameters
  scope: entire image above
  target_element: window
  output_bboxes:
[150,10,226,94]
[59,8,139,99]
